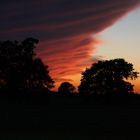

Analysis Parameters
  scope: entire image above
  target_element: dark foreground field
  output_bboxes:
[0,92,140,139]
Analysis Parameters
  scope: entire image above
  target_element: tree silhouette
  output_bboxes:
[58,82,76,96]
[78,58,138,96]
[0,38,54,90]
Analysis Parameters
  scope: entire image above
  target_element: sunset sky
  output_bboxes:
[96,8,140,92]
[0,0,140,92]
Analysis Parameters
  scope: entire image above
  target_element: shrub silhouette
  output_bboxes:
[58,82,76,96]
[78,58,138,96]
[0,38,54,91]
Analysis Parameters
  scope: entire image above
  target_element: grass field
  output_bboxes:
[0,94,140,139]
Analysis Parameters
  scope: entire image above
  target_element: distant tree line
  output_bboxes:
[0,38,139,97]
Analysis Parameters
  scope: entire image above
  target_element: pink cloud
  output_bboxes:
[0,0,139,89]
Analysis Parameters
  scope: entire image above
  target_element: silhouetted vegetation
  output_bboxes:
[79,58,138,96]
[0,38,54,91]
[58,82,76,96]
[0,38,140,138]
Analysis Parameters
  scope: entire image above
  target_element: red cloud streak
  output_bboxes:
[0,0,139,90]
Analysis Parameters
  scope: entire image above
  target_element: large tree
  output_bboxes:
[0,38,54,90]
[78,59,138,96]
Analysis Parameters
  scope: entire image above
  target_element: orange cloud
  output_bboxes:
[0,0,139,90]
[37,35,100,81]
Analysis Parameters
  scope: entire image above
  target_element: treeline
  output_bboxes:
[0,38,139,98]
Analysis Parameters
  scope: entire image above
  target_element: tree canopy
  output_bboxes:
[0,38,54,91]
[58,82,76,96]
[78,58,139,96]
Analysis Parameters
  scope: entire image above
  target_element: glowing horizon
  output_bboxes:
[95,8,140,93]
[0,0,140,92]
[52,7,140,92]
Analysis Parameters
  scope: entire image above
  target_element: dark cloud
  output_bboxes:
[0,0,139,88]
[0,0,139,39]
